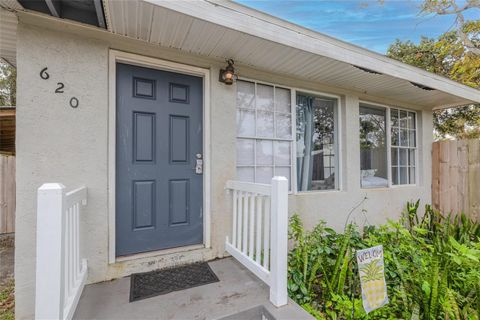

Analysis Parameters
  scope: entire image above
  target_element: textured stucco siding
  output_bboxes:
[15,23,432,319]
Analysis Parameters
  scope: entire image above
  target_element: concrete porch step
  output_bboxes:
[74,257,313,320]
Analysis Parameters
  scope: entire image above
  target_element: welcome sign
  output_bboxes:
[356,245,388,313]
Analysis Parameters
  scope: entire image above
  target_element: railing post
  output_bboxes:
[269,176,288,307]
[35,183,66,320]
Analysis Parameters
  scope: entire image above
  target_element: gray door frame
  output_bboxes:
[107,50,211,263]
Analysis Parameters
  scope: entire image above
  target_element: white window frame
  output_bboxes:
[235,79,294,188]
[235,77,343,195]
[293,89,342,194]
[359,100,418,189]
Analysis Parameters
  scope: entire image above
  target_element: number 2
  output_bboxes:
[55,82,64,93]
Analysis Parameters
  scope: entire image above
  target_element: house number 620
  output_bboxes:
[39,67,79,109]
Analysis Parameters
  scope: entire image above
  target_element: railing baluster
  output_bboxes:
[69,207,74,296]
[263,196,270,270]
[65,208,70,299]
[225,178,288,307]
[255,196,262,264]
[75,203,79,281]
[242,193,249,254]
[232,190,237,247]
[248,194,255,259]
[36,184,88,320]
[237,192,243,251]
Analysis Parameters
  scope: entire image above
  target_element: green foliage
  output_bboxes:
[387,20,480,140]
[0,61,15,107]
[0,279,14,320]
[288,203,480,320]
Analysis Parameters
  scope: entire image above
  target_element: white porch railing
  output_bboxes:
[35,183,88,320]
[225,176,288,307]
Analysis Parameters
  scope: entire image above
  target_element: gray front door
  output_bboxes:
[116,63,203,256]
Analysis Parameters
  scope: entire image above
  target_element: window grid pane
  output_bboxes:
[390,107,417,186]
[236,80,292,189]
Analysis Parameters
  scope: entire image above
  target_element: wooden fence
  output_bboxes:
[0,154,15,234]
[432,139,480,219]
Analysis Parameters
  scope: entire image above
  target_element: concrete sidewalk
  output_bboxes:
[74,257,313,320]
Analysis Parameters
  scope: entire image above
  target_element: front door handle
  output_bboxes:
[194,153,203,174]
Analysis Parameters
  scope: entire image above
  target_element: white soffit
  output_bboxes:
[105,0,479,109]
[0,8,18,66]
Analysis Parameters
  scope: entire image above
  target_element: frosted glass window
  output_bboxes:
[274,141,291,166]
[236,139,254,166]
[235,80,292,189]
[236,81,255,109]
[275,166,291,184]
[256,140,273,165]
[236,109,255,136]
[257,84,274,111]
[257,111,274,138]
[237,167,254,182]
[275,87,291,113]
[276,114,292,139]
[256,167,274,184]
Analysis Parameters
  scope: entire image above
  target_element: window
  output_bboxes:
[296,93,338,191]
[391,109,416,185]
[359,105,388,188]
[236,80,292,187]
[359,104,417,188]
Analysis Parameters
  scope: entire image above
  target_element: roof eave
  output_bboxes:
[145,0,480,105]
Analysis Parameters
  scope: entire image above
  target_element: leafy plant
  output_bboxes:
[288,202,480,320]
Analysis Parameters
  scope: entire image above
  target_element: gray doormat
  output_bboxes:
[129,262,219,302]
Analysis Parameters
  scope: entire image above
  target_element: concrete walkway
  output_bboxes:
[74,257,313,320]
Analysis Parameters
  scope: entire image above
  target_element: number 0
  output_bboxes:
[69,97,79,108]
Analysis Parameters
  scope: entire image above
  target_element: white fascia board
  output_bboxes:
[145,0,480,104]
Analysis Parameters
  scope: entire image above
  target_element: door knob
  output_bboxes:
[194,153,203,174]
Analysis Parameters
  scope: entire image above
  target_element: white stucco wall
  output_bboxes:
[15,22,432,319]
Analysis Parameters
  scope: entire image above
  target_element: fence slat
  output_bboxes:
[449,141,458,215]
[468,139,480,220]
[432,142,440,209]
[432,139,479,220]
[0,155,15,234]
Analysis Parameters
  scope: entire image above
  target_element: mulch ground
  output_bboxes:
[0,234,14,320]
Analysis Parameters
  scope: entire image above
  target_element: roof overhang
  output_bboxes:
[2,0,479,109]
[0,8,17,66]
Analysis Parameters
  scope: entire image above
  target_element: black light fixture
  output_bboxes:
[219,59,237,85]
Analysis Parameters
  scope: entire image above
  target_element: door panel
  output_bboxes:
[116,63,203,256]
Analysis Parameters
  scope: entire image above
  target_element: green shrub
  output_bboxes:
[288,202,480,320]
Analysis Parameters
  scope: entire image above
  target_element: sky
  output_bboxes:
[235,0,480,54]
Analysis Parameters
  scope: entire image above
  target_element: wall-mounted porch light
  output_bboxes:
[219,59,237,85]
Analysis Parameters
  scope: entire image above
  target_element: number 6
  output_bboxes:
[40,67,50,80]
